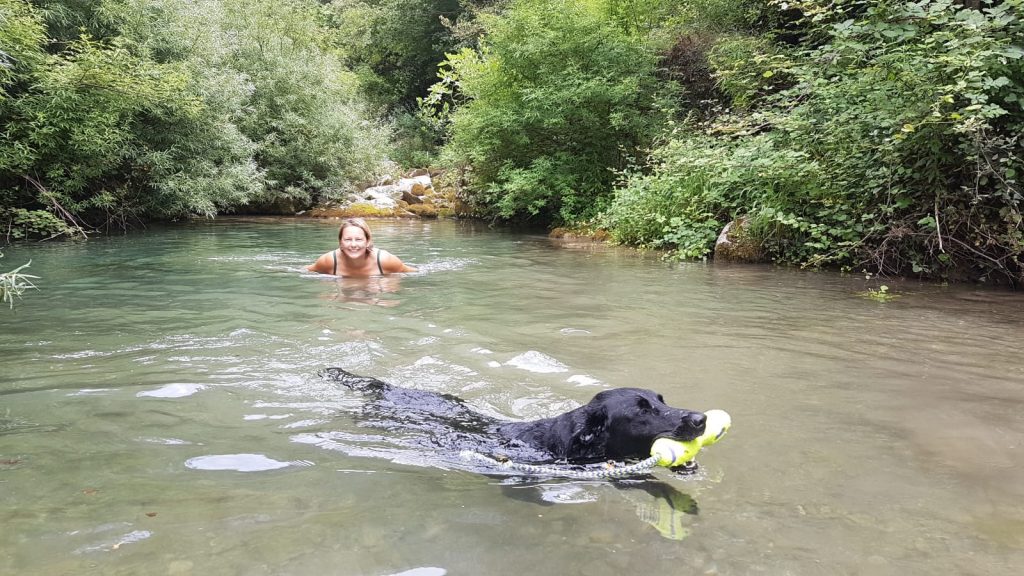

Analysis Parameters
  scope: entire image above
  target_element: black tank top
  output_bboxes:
[332,249,383,276]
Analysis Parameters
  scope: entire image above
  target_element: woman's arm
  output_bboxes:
[307,251,334,274]
[379,250,417,273]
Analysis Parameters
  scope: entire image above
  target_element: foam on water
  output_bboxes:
[184,453,292,472]
[504,350,569,373]
[136,383,205,398]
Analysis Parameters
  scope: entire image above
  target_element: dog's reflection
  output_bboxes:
[619,479,699,540]
[323,275,403,307]
[497,477,699,540]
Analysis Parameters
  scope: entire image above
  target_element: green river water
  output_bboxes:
[1,217,1022,575]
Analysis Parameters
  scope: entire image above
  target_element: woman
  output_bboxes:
[308,218,417,276]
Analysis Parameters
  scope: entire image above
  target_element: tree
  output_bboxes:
[433,0,671,224]
[1,0,392,237]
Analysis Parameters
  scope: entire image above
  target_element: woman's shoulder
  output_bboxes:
[373,247,391,272]
[376,248,416,273]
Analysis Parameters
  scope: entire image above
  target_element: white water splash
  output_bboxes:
[137,383,205,398]
[185,453,291,472]
[504,351,569,373]
[567,374,601,387]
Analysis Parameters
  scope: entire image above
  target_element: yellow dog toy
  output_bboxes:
[650,409,731,467]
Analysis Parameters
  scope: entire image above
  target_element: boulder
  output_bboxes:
[406,203,439,218]
[714,218,765,263]
[396,174,433,193]
[401,189,424,205]
[360,185,400,209]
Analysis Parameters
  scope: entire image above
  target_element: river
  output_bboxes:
[1,217,1022,575]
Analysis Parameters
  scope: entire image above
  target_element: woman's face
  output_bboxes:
[339,225,369,257]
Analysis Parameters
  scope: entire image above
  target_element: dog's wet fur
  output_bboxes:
[322,368,707,464]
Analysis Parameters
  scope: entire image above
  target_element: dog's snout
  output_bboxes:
[685,412,706,430]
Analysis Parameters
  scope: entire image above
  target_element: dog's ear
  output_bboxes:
[569,407,609,458]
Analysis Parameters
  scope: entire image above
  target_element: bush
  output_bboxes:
[1,207,74,240]
[605,0,1024,283]
[603,133,828,260]
[0,0,393,230]
[432,0,671,225]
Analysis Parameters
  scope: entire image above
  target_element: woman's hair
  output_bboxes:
[338,218,374,254]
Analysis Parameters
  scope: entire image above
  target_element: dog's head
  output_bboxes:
[569,388,707,461]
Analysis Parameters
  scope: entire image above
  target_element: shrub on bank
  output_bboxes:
[604,0,1024,284]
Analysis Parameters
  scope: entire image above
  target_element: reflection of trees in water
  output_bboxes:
[325,275,403,307]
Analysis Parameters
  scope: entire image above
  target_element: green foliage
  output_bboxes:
[213,0,390,203]
[0,207,72,239]
[637,0,784,38]
[605,0,1024,283]
[0,0,393,234]
[389,110,442,168]
[707,34,791,109]
[601,172,723,259]
[603,133,828,260]
[3,35,192,187]
[24,0,124,46]
[433,0,672,224]
[324,0,479,170]
[116,0,391,206]
[771,0,1024,281]
[326,0,466,113]
[597,0,682,35]
[0,0,47,100]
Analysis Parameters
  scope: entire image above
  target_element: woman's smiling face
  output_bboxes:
[339,225,369,257]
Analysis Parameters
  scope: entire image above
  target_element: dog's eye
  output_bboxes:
[657,394,665,404]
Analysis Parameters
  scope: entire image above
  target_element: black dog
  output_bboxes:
[321,368,707,465]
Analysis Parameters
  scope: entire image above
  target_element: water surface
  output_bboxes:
[2,217,1022,575]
